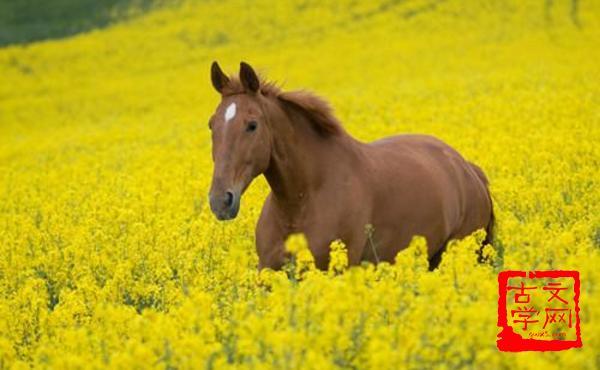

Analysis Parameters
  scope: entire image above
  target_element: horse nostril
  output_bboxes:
[224,191,234,208]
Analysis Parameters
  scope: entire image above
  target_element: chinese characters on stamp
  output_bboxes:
[497,270,582,351]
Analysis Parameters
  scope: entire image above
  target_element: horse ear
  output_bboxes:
[239,62,260,93]
[211,61,229,94]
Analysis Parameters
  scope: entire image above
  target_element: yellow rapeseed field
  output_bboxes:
[1,0,599,368]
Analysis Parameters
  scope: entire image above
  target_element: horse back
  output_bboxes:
[365,134,492,257]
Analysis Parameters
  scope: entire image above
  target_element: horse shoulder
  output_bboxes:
[255,194,287,270]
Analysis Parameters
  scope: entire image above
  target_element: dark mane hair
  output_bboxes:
[222,75,343,136]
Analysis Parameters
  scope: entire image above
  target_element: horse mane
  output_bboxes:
[222,75,343,136]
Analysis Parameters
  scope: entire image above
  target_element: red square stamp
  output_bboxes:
[497,270,582,351]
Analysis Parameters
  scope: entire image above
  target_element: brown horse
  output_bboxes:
[207,61,494,270]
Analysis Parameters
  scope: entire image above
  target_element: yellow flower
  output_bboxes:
[328,239,349,276]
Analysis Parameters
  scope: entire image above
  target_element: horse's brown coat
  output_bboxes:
[208,62,494,270]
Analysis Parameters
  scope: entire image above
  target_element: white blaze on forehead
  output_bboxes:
[224,103,237,123]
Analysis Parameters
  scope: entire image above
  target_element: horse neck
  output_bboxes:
[262,100,353,208]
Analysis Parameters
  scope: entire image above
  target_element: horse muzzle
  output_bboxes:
[209,189,240,220]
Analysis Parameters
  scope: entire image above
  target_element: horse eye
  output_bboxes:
[246,121,258,132]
